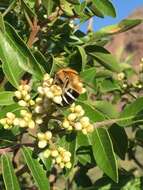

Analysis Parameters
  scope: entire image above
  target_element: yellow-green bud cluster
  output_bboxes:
[37,74,62,105]
[43,147,72,169]
[18,110,36,129]
[14,84,35,107]
[0,112,16,129]
[0,110,36,129]
[62,103,94,135]
[37,131,52,148]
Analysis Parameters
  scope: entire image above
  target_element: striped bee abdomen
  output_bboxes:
[62,89,79,106]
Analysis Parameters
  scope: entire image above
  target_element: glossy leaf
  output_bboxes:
[94,19,142,39]
[0,91,14,105]
[22,147,50,190]
[80,67,96,83]
[0,22,43,87]
[118,97,143,127]
[109,125,128,160]
[86,45,121,72]
[0,104,21,118]
[1,154,20,190]
[92,0,116,17]
[90,128,118,182]
[94,101,119,119]
[77,46,87,70]
[66,0,80,4]
[42,0,55,15]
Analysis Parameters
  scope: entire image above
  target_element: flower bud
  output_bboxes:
[56,156,62,164]
[14,91,21,99]
[29,100,35,106]
[6,112,15,120]
[74,122,82,130]
[35,117,43,124]
[28,120,35,129]
[13,118,20,126]
[59,162,65,169]
[45,131,52,140]
[65,162,72,169]
[37,132,45,140]
[80,117,89,126]
[82,129,88,135]
[19,119,27,128]
[37,86,44,95]
[53,96,62,104]
[18,100,27,107]
[74,105,83,113]
[68,113,76,121]
[0,118,6,125]
[63,155,70,163]
[63,120,70,129]
[43,74,50,81]
[24,94,31,101]
[38,140,47,149]
[35,106,43,113]
[43,149,51,158]
[51,150,59,157]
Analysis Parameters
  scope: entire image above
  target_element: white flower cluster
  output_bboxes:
[0,112,17,129]
[37,74,63,105]
[14,84,35,107]
[0,110,36,129]
[43,147,72,169]
[17,110,36,129]
[62,103,94,135]
[37,131,52,148]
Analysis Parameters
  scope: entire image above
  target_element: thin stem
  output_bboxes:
[16,165,29,176]
[0,143,34,155]
[2,0,16,17]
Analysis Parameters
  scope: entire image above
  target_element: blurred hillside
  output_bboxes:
[106,7,143,71]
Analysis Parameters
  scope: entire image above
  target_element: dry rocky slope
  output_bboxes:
[106,7,143,70]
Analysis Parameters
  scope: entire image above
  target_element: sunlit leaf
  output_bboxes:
[1,154,20,190]
[22,147,50,190]
[90,128,118,182]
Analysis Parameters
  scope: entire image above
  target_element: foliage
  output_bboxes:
[0,0,142,189]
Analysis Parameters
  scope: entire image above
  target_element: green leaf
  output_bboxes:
[66,0,80,4]
[0,104,21,118]
[86,45,121,72]
[21,0,36,17]
[118,97,143,127]
[92,0,116,17]
[0,22,43,87]
[94,101,119,119]
[80,67,96,83]
[94,19,142,39]
[0,91,14,105]
[90,128,118,182]
[77,46,87,70]
[0,13,5,32]
[60,0,74,16]
[77,100,106,122]
[42,0,55,16]
[1,154,20,190]
[135,129,143,142]
[109,125,128,160]
[22,147,50,190]
[77,132,91,147]
[100,79,120,93]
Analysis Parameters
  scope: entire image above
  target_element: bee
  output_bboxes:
[54,68,85,106]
